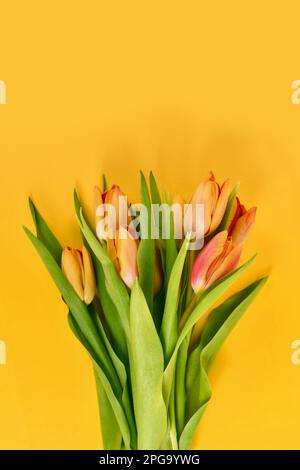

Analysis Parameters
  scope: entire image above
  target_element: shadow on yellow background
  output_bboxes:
[0,0,299,449]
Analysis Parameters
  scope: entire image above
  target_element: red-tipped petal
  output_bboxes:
[206,243,242,288]
[228,197,247,235]
[231,207,257,246]
[191,230,228,292]
[209,179,231,234]
[186,178,214,236]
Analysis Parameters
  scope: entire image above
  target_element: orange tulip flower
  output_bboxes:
[191,200,256,292]
[185,172,231,238]
[191,231,241,292]
[94,183,163,292]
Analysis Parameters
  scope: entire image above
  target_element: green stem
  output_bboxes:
[169,385,179,450]
[185,249,196,306]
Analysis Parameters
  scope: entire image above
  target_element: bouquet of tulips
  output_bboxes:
[24,171,267,450]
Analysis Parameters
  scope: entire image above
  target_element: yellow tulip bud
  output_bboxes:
[61,246,96,304]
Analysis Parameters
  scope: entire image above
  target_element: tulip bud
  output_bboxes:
[62,246,96,304]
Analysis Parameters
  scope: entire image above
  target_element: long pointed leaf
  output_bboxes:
[160,235,189,362]
[163,255,256,407]
[74,190,129,363]
[217,182,240,233]
[137,172,155,311]
[129,281,167,450]
[91,305,137,448]
[162,191,178,287]
[180,276,268,449]
[24,227,122,397]
[68,312,122,450]
[149,171,162,206]
[175,338,189,437]
[77,208,130,340]
[29,198,62,265]
[95,263,128,361]
[102,174,108,192]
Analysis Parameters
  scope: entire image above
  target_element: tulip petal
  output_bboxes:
[209,179,231,234]
[82,246,96,304]
[94,185,102,217]
[206,243,243,288]
[94,186,107,240]
[227,197,247,235]
[209,180,220,214]
[105,185,127,231]
[107,237,119,271]
[191,231,228,293]
[231,207,257,246]
[185,183,208,237]
[95,184,128,240]
[61,247,84,300]
[117,226,138,289]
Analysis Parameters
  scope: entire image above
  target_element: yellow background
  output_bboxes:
[0,0,299,449]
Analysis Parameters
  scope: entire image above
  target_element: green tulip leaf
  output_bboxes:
[149,171,162,206]
[94,369,123,450]
[74,196,136,445]
[180,276,268,449]
[162,191,178,287]
[163,255,256,407]
[28,198,62,265]
[25,196,128,449]
[95,262,128,361]
[217,182,240,233]
[175,338,189,437]
[25,226,132,448]
[76,207,130,340]
[102,174,108,192]
[93,363,131,449]
[91,304,126,389]
[23,227,122,396]
[74,189,129,363]
[68,312,122,450]
[91,304,137,448]
[168,383,178,449]
[160,235,190,362]
[137,171,155,312]
[178,256,257,348]
[129,280,167,450]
